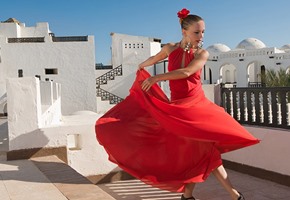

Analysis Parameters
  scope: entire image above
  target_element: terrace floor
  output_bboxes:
[99,169,290,200]
[1,154,290,200]
[1,117,290,199]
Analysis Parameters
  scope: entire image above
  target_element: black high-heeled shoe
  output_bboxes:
[238,192,245,200]
[181,194,196,200]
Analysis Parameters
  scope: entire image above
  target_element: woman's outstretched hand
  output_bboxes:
[141,77,157,92]
[138,63,145,71]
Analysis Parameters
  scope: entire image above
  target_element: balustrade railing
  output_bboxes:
[221,87,290,129]
[96,65,123,88]
[153,60,168,75]
[96,88,123,104]
[7,36,88,43]
[52,36,88,42]
[8,37,45,43]
[248,82,266,88]
[95,63,113,70]
[96,65,123,104]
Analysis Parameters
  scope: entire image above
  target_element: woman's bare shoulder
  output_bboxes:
[194,48,209,61]
[162,42,180,55]
[195,48,209,57]
[164,42,179,48]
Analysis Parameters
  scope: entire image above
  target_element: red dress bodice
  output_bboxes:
[168,47,202,100]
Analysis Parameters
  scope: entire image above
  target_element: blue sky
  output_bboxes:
[1,0,290,64]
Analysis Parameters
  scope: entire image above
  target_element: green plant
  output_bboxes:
[262,68,290,87]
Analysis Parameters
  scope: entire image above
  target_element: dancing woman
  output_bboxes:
[96,8,259,200]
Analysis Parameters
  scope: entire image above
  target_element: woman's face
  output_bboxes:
[182,20,205,48]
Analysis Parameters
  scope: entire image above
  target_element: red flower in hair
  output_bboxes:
[177,8,190,19]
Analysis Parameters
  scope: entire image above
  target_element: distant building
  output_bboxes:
[95,32,162,113]
[205,38,290,87]
[0,18,96,115]
[96,35,290,112]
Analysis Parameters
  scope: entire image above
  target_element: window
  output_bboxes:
[124,43,144,49]
[67,134,81,150]
[18,69,23,77]
[45,68,58,75]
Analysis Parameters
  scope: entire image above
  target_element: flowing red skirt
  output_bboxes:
[96,70,259,192]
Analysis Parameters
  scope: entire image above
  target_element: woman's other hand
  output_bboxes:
[141,77,157,92]
[138,64,144,71]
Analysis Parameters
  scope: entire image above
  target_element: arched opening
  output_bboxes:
[248,61,265,87]
[209,68,212,84]
[261,65,266,86]
[202,65,212,84]
[225,70,230,83]
[219,63,237,87]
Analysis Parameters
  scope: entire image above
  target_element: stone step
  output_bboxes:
[31,155,116,200]
[0,158,68,200]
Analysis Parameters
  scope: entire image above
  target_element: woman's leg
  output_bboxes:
[212,165,241,200]
[183,183,196,198]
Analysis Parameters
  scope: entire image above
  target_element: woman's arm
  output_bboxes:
[141,49,209,91]
[138,44,170,70]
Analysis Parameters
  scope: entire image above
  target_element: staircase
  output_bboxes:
[96,65,124,105]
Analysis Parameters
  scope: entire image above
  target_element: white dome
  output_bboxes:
[206,43,231,53]
[236,38,266,50]
[280,44,290,50]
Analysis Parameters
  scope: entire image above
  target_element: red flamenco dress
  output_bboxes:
[95,47,260,192]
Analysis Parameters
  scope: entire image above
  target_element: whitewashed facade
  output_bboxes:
[205,38,290,87]
[96,35,290,113]
[95,33,162,113]
[0,18,96,115]
[6,77,115,176]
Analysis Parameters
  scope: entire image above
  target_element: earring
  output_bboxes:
[184,42,192,53]
[198,41,203,49]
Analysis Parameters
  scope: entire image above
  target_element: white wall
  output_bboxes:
[6,77,63,150]
[206,47,290,87]
[7,77,42,144]
[6,77,116,176]
[222,126,290,177]
[111,33,160,67]
[96,33,161,113]
[20,22,51,37]
[0,21,96,115]
[64,113,117,176]
[0,23,18,37]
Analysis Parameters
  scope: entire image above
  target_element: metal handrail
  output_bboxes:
[8,37,45,43]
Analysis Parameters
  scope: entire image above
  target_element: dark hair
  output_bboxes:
[180,15,203,30]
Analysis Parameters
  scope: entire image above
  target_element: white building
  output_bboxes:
[5,76,115,177]
[95,32,162,113]
[0,18,96,115]
[205,38,290,87]
[96,35,290,113]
